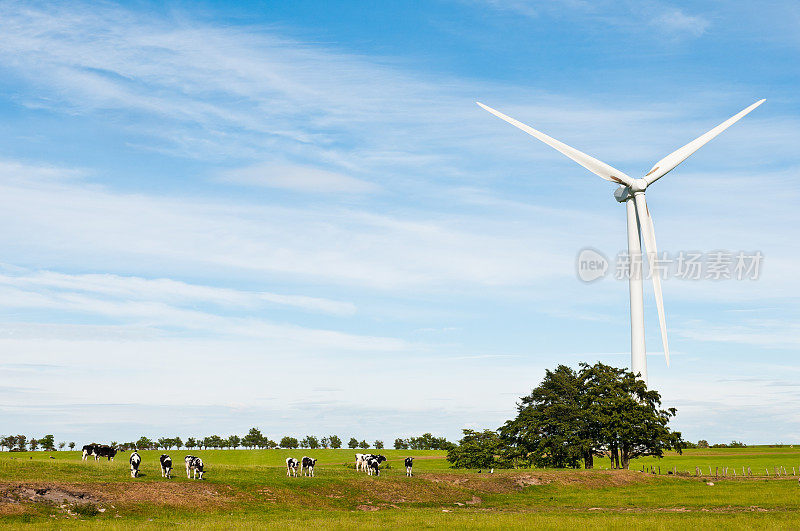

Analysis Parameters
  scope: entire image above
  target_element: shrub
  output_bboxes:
[73,503,100,517]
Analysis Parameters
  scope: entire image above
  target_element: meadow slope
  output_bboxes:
[2,447,800,528]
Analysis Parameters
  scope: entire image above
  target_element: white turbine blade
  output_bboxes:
[476,102,635,187]
[644,99,765,185]
[632,193,670,367]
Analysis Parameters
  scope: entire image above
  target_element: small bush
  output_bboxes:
[73,503,100,517]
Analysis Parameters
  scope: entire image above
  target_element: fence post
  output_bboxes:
[715,466,718,478]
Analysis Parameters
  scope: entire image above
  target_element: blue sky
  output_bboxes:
[0,0,798,446]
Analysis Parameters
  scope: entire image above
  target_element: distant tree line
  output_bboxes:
[446,362,686,470]
[691,439,746,449]
[393,433,454,451]
[0,435,74,452]
[3,426,448,452]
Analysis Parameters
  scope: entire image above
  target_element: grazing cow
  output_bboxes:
[96,445,117,461]
[129,451,141,478]
[405,457,414,477]
[366,455,386,476]
[82,443,116,461]
[286,457,299,477]
[185,455,204,480]
[301,456,317,477]
[160,454,173,478]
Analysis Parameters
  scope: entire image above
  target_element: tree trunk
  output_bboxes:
[620,443,630,469]
[584,451,594,469]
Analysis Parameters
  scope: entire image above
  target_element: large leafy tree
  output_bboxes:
[499,365,590,468]
[580,362,683,469]
[499,362,682,470]
[329,435,342,449]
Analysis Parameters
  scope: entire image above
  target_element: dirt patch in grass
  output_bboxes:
[0,481,237,510]
[0,484,102,506]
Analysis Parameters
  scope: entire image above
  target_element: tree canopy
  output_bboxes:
[447,430,505,469]
[498,362,683,469]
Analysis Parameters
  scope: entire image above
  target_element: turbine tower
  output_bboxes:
[477,99,765,384]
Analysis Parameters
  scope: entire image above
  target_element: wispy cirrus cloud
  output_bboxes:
[220,163,379,194]
[466,0,710,39]
[0,1,795,445]
[0,268,357,316]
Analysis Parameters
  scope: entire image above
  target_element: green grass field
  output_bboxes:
[2,446,800,528]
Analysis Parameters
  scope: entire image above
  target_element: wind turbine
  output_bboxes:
[477,99,765,384]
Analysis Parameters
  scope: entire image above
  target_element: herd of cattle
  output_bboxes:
[128,452,204,479]
[82,444,415,479]
[285,453,414,477]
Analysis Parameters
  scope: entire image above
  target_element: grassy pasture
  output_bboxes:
[2,447,800,528]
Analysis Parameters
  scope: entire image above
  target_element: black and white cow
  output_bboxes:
[405,457,414,477]
[96,445,117,461]
[160,454,173,478]
[301,456,316,477]
[355,453,366,471]
[82,444,97,461]
[185,455,204,480]
[358,453,375,470]
[82,443,117,461]
[366,455,386,476]
[286,457,299,477]
[129,451,141,478]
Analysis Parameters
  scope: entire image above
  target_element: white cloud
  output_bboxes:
[653,8,709,38]
[221,163,378,194]
[0,160,571,291]
[0,2,795,444]
[469,0,709,40]
[0,268,356,316]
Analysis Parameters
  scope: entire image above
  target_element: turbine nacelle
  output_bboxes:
[613,186,631,203]
[614,179,648,203]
